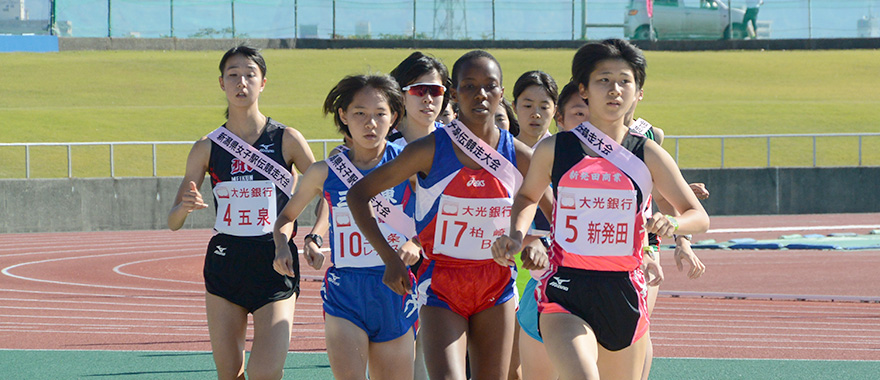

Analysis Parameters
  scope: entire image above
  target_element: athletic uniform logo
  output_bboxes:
[213,246,227,256]
[258,143,275,153]
[466,177,486,187]
[327,271,341,286]
[230,158,254,175]
[549,276,571,292]
[403,297,419,318]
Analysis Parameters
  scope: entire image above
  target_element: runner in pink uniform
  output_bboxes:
[493,39,709,380]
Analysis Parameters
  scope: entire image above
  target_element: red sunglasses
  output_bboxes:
[402,83,446,97]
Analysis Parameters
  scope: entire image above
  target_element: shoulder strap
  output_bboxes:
[207,127,294,196]
[443,119,522,195]
[326,152,416,239]
[551,131,587,192]
[571,122,653,205]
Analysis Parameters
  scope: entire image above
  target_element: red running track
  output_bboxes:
[0,213,878,360]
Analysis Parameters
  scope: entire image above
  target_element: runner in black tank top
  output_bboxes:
[167,46,323,380]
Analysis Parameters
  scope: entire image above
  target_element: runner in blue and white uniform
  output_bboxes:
[273,74,417,380]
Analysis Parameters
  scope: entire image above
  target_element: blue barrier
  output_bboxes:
[0,35,59,53]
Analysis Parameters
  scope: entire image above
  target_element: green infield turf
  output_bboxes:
[2,48,879,178]
[1,350,878,379]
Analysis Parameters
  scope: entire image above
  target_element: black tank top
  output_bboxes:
[551,130,648,210]
[208,118,295,240]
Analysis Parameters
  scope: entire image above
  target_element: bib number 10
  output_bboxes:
[338,231,365,257]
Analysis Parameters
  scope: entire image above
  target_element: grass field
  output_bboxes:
[1,48,879,178]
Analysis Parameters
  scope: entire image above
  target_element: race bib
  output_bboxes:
[332,206,407,268]
[554,186,638,257]
[434,195,512,260]
[213,180,276,236]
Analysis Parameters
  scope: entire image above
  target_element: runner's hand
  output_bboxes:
[645,212,676,238]
[643,252,664,287]
[689,183,710,200]
[181,181,209,212]
[398,238,422,266]
[491,235,521,267]
[383,257,412,296]
[520,239,548,271]
[273,243,297,277]
[674,237,705,279]
[303,241,325,270]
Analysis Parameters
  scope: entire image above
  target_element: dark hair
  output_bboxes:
[451,50,502,89]
[571,38,646,91]
[557,81,584,113]
[500,98,520,137]
[322,74,405,138]
[390,51,452,114]
[512,70,559,107]
[219,45,267,119]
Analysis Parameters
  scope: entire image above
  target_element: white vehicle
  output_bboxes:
[625,0,749,40]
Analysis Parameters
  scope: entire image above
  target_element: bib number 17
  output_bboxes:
[440,220,468,247]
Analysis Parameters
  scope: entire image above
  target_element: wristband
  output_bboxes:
[642,245,658,260]
[665,215,679,232]
[674,234,692,241]
[539,236,552,249]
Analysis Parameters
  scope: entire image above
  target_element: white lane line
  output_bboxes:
[0,242,206,258]
[707,224,880,234]
[650,329,880,340]
[0,328,326,339]
[653,343,880,352]
[649,320,880,331]
[112,254,204,285]
[1,250,203,293]
[0,314,324,324]
[0,305,204,316]
[0,288,323,302]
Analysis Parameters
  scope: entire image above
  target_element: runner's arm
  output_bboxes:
[492,136,555,266]
[643,139,709,236]
[273,161,328,274]
[168,138,211,231]
[347,137,435,295]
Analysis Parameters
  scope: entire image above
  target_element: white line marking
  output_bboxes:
[653,343,880,352]
[707,224,880,234]
[112,254,204,285]
[1,251,203,293]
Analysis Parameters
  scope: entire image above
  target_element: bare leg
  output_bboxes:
[324,315,371,380]
[597,334,648,380]
[519,327,557,380]
[539,313,599,380]
[508,319,522,380]
[467,300,516,380]
[419,306,469,380]
[368,327,416,380]
[246,296,296,380]
[642,258,660,380]
[414,329,429,380]
[205,293,248,380]
[641,332,653,380]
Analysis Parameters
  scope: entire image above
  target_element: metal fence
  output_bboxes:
[2,133,879,179]
[0,139,343,179]
[8,1,880,40]
[666,132,880,168]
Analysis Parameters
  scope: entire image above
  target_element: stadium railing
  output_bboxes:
[1,133,879,178]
